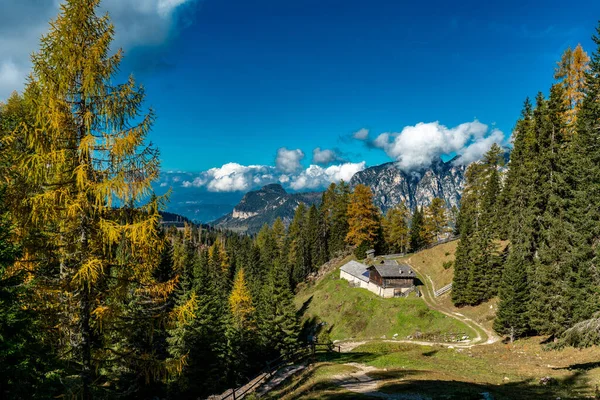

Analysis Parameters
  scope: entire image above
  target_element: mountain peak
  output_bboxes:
[258,183,288,195]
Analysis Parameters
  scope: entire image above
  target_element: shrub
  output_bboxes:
[442,261,454,270]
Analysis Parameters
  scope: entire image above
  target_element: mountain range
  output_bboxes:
[210,157,467,233]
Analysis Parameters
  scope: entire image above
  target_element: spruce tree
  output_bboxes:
[409,206,425,252]
[493,245,530,342]
[329,181,350,256]
[288,203,308,287]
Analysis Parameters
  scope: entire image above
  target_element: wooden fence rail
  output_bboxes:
[206,343,340,400]
[434,282,453,297]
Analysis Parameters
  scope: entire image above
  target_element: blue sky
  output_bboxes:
[3,0,600,193]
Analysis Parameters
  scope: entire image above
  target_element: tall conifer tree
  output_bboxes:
[16,1,175,396]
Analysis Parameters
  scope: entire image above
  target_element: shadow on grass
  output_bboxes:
[298,295,314,318]
[270,352,597,400]
[554,360,600,371]
[375,376,593,400]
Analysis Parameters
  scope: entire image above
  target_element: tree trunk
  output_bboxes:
[80,283,92,400]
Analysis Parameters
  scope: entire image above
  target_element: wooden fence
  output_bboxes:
[380,235,459,261]
[434,282,453,297]
[207,343,340,400]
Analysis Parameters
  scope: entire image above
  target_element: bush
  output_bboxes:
[442,261,454,270]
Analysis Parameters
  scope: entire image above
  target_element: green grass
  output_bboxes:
[271,340,600,399]
[295,265,477,342]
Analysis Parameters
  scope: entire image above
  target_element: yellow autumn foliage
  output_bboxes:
[228,268,256,330]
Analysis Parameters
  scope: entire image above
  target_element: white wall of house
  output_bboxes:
[340,270,369,289]
[341,268,414,298]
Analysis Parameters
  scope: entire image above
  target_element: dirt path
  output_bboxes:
[406,257,500,346]
[331,363,431,400]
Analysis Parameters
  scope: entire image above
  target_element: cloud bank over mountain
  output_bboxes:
[159,119,508,194]
[353,120,507,171]
[165,158,366,193]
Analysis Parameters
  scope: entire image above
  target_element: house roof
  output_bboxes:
[367,262,416,278]
[340,260,370,282]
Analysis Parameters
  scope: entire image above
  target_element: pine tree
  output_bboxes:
[288,202,308,287]
[346,184,381,258]
[329,181,350,257]
[229,268,256,331]
[493,245,530,342]
[452,144,503,306]
[409,206,426,252]
[260,259,300,359]
[15,1,174,395]
[567,22,600,324]
[496,100,538,337]
[167,249,228,397]
[451,212,474,306]
[526,84,575,335]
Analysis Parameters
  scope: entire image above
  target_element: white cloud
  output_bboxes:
[164,160,366,193]
[353,128,369,140]
[0,0,193,99]
[276,147,305,173]
[290,162,366,190]
[370,120,506,171]
[177,163,277,192]
[458,128,506,165]
[312,147,339,165]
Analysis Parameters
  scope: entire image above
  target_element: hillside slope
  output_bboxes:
[395,240,505,335]
[294,257,477,343]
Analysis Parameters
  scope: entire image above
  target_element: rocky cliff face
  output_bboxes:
[212,184,321,233]
[349,157,466,212]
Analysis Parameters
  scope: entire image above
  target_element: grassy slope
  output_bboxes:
[294,258,477,342]
[275,243,600,399]
[268,340,600,399]
[396,240,501,334]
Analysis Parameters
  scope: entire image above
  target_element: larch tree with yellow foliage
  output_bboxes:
[423,197,449,243]
[555,44,590,131]
[227,268,257,383]
[346,184,382,258]
[383,202,410,254]
[229,268,256,331]
[15,0,177,397]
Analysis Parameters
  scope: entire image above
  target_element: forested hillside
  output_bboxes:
[452,41,600,345]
